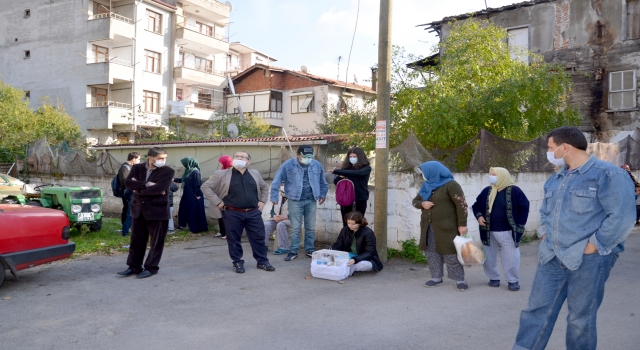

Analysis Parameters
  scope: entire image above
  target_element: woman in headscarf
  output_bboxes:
[412,161,470,291]
[218,155,233,170]
[471,167,529,291]
[174,157,208,233]
[213,155,233,238]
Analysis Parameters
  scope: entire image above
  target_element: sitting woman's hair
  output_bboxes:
[344,211,368,227]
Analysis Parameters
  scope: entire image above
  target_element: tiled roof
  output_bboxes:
[92,134,346,148]
[234,64,376,94]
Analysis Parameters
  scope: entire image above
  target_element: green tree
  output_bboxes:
[316,97,377,151]
[0,80,82,160]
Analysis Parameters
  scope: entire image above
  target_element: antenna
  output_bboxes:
[337,56,342,80]
[301,66,308,73]
[227,123,239,138]
[225,1,232,11]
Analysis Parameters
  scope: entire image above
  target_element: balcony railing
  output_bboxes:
[177,22,228,42]
[88,12,133,24]
[191,103,215,110]
[249,111,283,119]
[175,61,225,77]
[87,101,132,108]
[86,57,132,67]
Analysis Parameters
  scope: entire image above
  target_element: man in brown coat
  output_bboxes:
[201,151,274,273]
[117,147,175,279]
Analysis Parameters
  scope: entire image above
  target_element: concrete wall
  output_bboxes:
[29,171,559,248]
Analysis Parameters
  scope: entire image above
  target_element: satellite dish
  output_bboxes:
[301,66,308,73]
[227,123,239,138]
[225,1,232,11]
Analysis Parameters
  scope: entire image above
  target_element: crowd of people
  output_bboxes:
[114,126,638,350]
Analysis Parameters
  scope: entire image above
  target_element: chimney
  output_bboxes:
[371,67,377,92]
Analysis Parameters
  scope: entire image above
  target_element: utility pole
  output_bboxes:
[374,0,392,263]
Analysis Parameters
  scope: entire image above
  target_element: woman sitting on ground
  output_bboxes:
[330,211,383,276]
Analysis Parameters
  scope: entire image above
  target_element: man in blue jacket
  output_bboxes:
[513,126,636,350]
[271,145,328,261]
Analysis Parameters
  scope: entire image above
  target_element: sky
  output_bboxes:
[227,0,520,86]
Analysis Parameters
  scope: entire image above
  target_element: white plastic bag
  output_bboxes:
[453,234,485,266]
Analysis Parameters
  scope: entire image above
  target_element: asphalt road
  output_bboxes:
[1,230,639,350]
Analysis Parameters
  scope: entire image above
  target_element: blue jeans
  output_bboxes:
[287,199,317,253]
[513,253,618,350]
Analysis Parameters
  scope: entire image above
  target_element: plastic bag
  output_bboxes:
[453,234,485,266]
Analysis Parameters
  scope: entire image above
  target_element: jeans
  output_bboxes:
[168,207,175,231]
[513,253,618,350]
[121,199,132,236]
[287,199,317,253]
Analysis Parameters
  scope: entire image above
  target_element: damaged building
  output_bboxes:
[419,0,640,141]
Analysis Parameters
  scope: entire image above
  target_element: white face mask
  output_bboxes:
[489,175,497,185]
[300,157,311,165]
[349,157,357,165]
[232,159,247,169]
[547,146,566,167]
[154,159,165,167]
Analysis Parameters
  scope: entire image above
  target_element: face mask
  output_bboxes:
[546,146,566,167]
[232,159,247,168]
[300,157,311,165]
[489,175,497,185]
[154,159,165,167]
[422,174,427,181]
[349,157,357,165]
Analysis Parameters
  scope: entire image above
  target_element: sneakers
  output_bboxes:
[257,263,276,271]
[456,282,469,291]
[305,250,314,258]
[508,282,520,291]
[273,248,289,255]
[488,280,500,287]
[233,262,245,274]
[284,253,298,261]
[424,279,443,288]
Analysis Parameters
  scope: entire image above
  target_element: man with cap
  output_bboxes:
[271,145,328,261]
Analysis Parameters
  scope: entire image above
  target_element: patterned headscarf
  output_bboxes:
[488,167,516,213]
[180,157,200,188]
[418,161,454,201]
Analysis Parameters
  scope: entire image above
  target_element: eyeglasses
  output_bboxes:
[234,155,249,160]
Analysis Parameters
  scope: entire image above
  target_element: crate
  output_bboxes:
[310,249,350,281]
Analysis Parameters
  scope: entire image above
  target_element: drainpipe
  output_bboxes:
[131,0,142,139]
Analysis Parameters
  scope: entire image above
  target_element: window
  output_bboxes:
[91,87,108,106]
[628,0,640,40]
[195,57,213,73]
[24,50,30,59]
[507,27,529,64]
[144,50,161,73]
[197,92,212,109]
[176,88,183,100]
[24,9,30,18]
[197,21,212,36]
[93,2,110,15]
[146,9,162,34]
[143,91,160,113]
[609,70,637,110]
[270,91,282,112]
[291,94,314,114]
[25,90,30,99]
[92,44,108,63]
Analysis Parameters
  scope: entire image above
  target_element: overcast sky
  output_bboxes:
[228,0,520,85]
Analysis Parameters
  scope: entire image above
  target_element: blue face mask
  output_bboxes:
[349,157,357,165]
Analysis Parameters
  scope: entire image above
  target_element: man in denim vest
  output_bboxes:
[271,145,328,261]
[513,126,636,350]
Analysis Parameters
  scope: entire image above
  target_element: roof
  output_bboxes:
[149,0,178,10]
[229,43,277,61]
[233,64,376,94]
[91,134,346,149]
[417,0,557,31]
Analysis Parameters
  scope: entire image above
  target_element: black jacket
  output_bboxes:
[332,165,371,201]
[330,226,383,271]
[126,163,175,220]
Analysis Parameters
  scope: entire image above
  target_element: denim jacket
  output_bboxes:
[270,158,328,202]
[537,155,635,270]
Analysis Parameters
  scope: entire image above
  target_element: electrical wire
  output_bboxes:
[343,0,360,91]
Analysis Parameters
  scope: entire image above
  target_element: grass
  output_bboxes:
[388,238,427,264]
[69,217,213,257]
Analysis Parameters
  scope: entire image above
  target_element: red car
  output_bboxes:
[0,204,76,287]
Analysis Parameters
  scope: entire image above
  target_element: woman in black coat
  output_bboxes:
[330,211,383,276]
[330,147,372,226]
[174,157,208,233]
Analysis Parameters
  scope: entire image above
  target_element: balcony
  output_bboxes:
[183,0,230,22]
[169,104,217,122]
[174,61,226,87]
[86,58,133,84]
[175,22,229,55]
[85,101,132,130]
[87,12,134,40]
[248,111,283,128]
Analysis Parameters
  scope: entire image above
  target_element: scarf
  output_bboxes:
[218,155,233,170]
[488,167,516,213]
[418,161,454,201]
[180,157,200,188]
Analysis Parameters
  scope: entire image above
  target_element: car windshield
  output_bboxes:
[70,190,101,199]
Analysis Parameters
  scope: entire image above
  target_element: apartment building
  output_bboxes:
[0,0,231,144]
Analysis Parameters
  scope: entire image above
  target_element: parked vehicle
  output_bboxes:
[0,204,76,288]
[0,174,25,203]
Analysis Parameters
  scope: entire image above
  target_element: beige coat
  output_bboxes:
[201,168,269,219]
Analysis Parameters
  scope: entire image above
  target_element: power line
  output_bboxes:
[343,0,360,89]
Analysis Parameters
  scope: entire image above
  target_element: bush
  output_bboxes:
[387,238,427,264]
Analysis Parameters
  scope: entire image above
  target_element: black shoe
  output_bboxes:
[136,270,154,279]
[284,253,298,261]
[508,282,520,291]
[257,263,275,271]
[233,262,245,273]
[305,250,314,258]
[488,280,500,287]
[117,268,135,276]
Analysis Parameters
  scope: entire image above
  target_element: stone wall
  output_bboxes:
[28,171,559,248]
